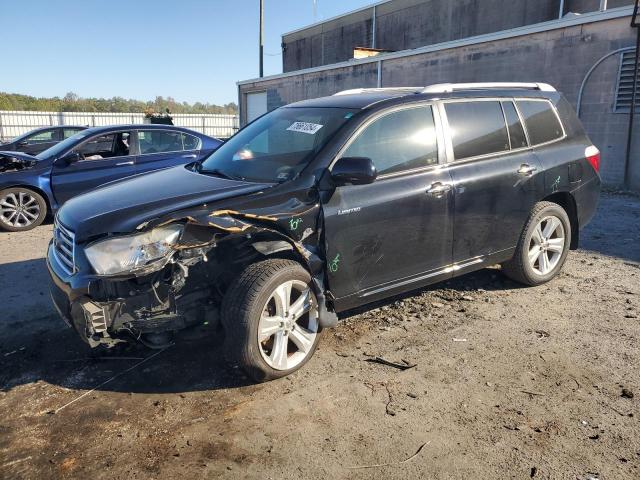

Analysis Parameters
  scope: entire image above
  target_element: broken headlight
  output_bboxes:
[85,224,183,275]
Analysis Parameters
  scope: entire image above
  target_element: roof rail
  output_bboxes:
[333,87,423,96]
[421,82,556,93]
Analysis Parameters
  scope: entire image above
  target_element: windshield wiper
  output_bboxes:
[200,168,244,181]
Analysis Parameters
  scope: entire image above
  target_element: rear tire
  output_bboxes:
[0,187,47,232]
[501,201,571,286]
[221,259,322,382]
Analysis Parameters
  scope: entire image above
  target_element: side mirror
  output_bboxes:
[59,151,81,164]
[17,141,28,147]
[330,157,377,186]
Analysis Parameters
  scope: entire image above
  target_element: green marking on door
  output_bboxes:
[329,253,341,273]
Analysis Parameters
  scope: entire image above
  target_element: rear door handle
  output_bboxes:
[116,160,134,166]
[426,182,452,196]
[182,153,197,159]
[517,163,537,175]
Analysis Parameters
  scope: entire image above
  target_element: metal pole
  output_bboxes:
[372,5,377,49]
[558,0,564,19]
[624,29,640,189]
[259,0,264,78]
[599,0,608,11]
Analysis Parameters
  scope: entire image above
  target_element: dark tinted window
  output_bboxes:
[445,101,509,160]
[501,101,528,149]
[344,106,438,175]
[516,100,563,145]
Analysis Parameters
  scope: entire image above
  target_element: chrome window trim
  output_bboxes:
[136,128,202,157]
[329,101,443,179]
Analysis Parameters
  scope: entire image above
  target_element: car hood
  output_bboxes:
[0,151,39,172]
[58,165,275,242]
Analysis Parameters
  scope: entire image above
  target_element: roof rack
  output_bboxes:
[333,82,556,96]
[421,82,556,93]
[333,87,423,96]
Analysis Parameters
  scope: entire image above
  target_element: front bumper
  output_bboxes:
[47,241,188,348]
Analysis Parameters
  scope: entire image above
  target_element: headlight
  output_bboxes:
[85,224,183,275]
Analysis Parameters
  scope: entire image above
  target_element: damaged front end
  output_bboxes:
[52,200,337,349]
[0,154,37,173]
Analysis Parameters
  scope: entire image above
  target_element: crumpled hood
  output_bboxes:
[0,151,39,172]
[58,165,274,242]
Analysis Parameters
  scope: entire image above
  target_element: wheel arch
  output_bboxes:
[542,191,579,250]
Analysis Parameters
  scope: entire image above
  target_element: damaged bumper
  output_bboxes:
[47,241,212,348]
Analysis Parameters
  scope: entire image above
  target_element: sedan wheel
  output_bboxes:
[0,188,47,232]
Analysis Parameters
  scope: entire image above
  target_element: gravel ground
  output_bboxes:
[0,192,639,480]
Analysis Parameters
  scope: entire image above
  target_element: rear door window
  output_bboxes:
[138,130,189,154]
[516,100,564,146]
[343,105,438,176]
[26,129,57,144]
[501,101,528,149]
[444,101,509,160]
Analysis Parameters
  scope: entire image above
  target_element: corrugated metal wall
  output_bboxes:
[0,111,239,141]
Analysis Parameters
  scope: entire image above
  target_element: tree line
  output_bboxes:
[0,92,238,115]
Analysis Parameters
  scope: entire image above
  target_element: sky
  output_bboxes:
[1,0,376,105]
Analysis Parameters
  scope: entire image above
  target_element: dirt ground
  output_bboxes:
[1,192,639,480]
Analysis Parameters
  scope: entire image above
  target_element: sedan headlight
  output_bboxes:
[85,224,183,275]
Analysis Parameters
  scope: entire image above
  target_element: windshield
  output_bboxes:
[36,129,92,160]
[199,107,355,183]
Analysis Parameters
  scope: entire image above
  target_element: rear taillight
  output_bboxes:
[585,145,600,173]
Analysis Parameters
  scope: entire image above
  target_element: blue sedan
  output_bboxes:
[0,124,222,231]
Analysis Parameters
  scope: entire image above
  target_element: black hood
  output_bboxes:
[0,151,39,172]
[58,165,274,242]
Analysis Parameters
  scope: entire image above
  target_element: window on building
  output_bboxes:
[516,100,564,146]
[343,105,438,175]
[445,101,509,160]
[501,101,528,149]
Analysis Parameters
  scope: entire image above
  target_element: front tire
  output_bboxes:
[221,259,322,382]
[501,201,571,286]
[0,187,47,232]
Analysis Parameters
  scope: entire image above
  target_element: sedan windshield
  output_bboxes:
[199,107,355,183]
[36,130,92,160]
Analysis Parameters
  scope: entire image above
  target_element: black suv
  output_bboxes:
[47,83,601,381]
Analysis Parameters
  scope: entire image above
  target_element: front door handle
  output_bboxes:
[182,153,197,159]
[116,160,134,166]
[517,163,537,175]
[426,182,452,196]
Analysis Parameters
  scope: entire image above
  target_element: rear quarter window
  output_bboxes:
[516,100,564,146]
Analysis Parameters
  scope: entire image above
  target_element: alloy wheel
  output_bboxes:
[528,215,565,276]
[0,191,41,229]
[257,279,319,371]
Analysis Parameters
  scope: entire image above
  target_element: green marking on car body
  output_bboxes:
[329,253,341,273]
[289,218,303,231]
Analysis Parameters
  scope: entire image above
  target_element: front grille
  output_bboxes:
[53,217,76,275]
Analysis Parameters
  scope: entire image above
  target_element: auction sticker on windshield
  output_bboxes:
[287,122,324,135]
